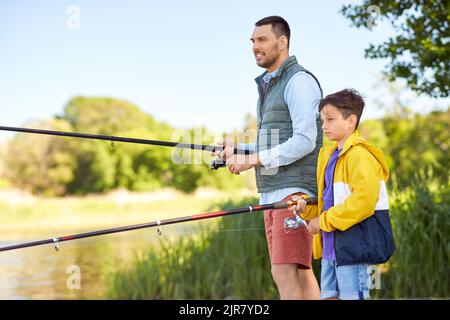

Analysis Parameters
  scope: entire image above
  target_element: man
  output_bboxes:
[217,16,323,299]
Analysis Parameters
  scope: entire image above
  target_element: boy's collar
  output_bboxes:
[327,130,361,156]
[341,130,361,154]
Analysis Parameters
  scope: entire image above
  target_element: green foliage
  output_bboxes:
[359,108,449,186]
[105,105,449,299]
[62,96,172,135]
[2,96,446,199]
[2,97,244,195]
[3,119,77,196]
[107,196,322,299]
[62,97,172,194]
[107,198,264,299]
[374,170,450,298]
[341,0,450,97]
[107,171,449,299]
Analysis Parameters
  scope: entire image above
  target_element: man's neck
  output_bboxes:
[266,54,289,73]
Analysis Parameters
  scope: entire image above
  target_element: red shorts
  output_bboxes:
[264,193,313,269]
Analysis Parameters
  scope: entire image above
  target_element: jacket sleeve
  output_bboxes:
[319,147,381,232]
[300,203,318,221]
[300,147,324,221]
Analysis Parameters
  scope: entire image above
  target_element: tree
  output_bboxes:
[61,97,244,194]
[359,108,449,185]
[61,97,176,194]
[341,0,450,98]
[3,119,77,196]
[2,97,246,195]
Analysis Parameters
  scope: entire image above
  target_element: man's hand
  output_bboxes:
[213,139,235,161]
[226,153,260,175]
[288,195,307,214]
[306,216,321,234]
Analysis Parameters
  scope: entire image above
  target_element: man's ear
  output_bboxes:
[279,35,288,51]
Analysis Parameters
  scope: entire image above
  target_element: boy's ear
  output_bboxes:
[348,114,358,130]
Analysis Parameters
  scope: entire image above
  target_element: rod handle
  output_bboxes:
[274,196,318,209]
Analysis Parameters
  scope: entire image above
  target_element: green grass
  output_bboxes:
[107,197,323,299]
[106,170,449,299]
[0,188,255,235]
[373,171,450,299]
[106,196,277,299]
[3,174,447,299]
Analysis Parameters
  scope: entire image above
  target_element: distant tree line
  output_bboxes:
[1,97,244,196]
[1,96,448,196]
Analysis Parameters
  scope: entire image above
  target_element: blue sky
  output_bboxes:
[1,0,448,138]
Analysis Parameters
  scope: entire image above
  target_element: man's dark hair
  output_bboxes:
[319,89,365,129]
[255,16,291,48]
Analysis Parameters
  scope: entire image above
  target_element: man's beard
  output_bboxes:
[256,44,280,69]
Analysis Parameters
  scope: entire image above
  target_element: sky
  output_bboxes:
[1,0,448,139]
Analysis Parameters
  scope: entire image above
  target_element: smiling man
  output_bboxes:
[218,16,323,299]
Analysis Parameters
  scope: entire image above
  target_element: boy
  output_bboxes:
[290,89,395,300]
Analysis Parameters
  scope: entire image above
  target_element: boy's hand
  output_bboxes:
[289,195,307,214]
[307,216,320,234]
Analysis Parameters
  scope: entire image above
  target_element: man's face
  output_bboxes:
[251,25,283,70]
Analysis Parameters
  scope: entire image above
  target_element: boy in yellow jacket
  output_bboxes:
[291,89,394,300]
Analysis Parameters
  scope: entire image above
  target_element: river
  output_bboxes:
[0,224,194,299]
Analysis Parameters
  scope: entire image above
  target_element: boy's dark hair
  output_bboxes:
[255,16,291,49]
[319,89,365,129]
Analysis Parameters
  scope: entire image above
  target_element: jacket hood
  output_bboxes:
[326,130,390,181]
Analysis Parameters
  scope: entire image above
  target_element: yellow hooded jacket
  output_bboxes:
[300,130,392,262]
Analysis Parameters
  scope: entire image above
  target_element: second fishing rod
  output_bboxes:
[0,197,317,253]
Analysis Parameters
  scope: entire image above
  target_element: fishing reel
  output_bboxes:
[283,196,316,232]
[210,147,251,170]
[210,157,226,170]
[284,211,307,232]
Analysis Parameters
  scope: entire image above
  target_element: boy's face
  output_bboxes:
[320,104,356,144]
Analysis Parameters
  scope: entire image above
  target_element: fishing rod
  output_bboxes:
[0,197,317,253]
[0,125,251,170]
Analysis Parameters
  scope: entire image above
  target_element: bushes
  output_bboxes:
[107,170,449,299]
[107,197,275,299]
[2,97,244,195]
[107,196,321,299]
[374,170,450,298]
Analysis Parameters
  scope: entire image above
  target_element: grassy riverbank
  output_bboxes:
[107,172,449,299]
[0,187,256,236]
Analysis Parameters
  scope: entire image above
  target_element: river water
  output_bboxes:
[0,224,194,299]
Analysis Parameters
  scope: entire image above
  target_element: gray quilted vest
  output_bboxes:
[255,55,323,195]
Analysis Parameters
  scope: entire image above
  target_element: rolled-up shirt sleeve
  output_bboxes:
[258,72,321,169]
